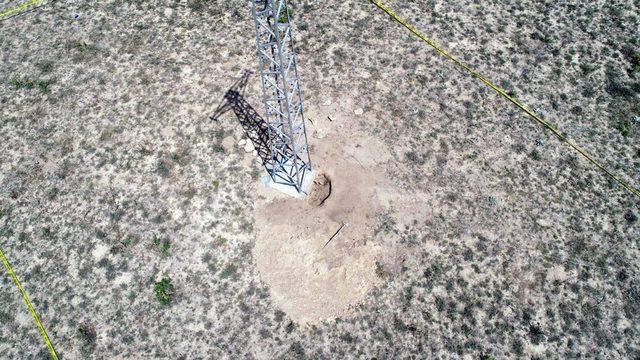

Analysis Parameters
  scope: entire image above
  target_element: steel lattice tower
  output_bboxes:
[251,0,313,194]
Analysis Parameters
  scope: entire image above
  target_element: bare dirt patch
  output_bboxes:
[253,132,390,323]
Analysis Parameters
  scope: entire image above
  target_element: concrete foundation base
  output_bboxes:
[260,169,316,199]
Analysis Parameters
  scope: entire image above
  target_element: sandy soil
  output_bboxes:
[253,129,391,323]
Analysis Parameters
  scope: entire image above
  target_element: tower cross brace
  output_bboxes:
[251,0,313,194]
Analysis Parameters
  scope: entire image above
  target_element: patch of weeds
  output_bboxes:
[250,168,261,181]
[10,77,35,89]
[277,6,293,23]
[76,324,97,353]
[0,208,5,218]
[214,128,225,141]
[219,264,237,279]
[121,235,135,249]
[74,41,88,52]
[153,235,170,257]
[628,51,640,73]
[156,159,172,177]
[529,323,545,345]
[212,144,225,153]
[375,211,397,235]
[529,149,542,161]
[530,32,551,44]
[153,277,174,306]
[374,261,389,278]
[36,79,54,93]
[37,60,54,74]
[212,180,220,191]
[404,151,426,165]
[42,227,54,239]
[288,341,305,357]
[189,0,211,12]
[616,117,631,136]
[580,63,597,75]
[216,236,228,246]
[47,187,59,200]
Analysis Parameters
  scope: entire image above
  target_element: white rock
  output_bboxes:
[252,150,258,157]
[354,108,364,115]
[244,142,255,153]
[323,99,332,106]
[164,8,173,17]
[238,139,247,146]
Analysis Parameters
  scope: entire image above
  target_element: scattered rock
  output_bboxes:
[323,99,332,106]
[354,108,364,116]
[164,8,173,17]
[252,149,258,157]
[536,218,551,228]
[308,173,332,206]
[244,141,255,153]
[238,138,247,146]
[328,115,335,122]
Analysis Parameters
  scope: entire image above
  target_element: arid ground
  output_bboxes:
[1,0,639,359]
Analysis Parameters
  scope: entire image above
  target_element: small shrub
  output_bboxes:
[10,77,35,89]
[154,277,174,305]
[404,151,425,165]
[38,60,54,73]
[529,149,542,161]
[153,235,170,257]
[76,324,97,352]
[36,79,54,92]
[189,0,211,12]
[219,264,237,279]
[277,6,293,23]
[212,144,224,153]
[74,41,88,52]
[617,118,630,136]
[121,235,135,248]
[633,52,640,73]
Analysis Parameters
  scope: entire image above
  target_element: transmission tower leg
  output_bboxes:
[251,0,314,196]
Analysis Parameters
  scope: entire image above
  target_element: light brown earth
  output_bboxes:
[253,127,391,323]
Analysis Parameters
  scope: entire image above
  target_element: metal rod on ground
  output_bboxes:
[323,223,347,249]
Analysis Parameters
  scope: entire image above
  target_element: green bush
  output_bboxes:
[154,277,174,305]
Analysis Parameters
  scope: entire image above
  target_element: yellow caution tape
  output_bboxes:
[0,247,59,360]
[370,0,640,198]
[0,0,46,19]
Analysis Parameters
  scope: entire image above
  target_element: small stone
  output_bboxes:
[536,218,551,228]
[308,173,332,206]
[244,142,255,153]
[323,99,332,106]
[327,115,335,122]
[354,108,364,115]
[164,8,173,17]
[252,150,258,157]
[238,139,247,146]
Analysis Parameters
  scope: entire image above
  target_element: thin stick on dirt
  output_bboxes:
[323,223,347,249]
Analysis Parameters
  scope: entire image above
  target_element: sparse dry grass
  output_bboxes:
[0,0,638,359]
